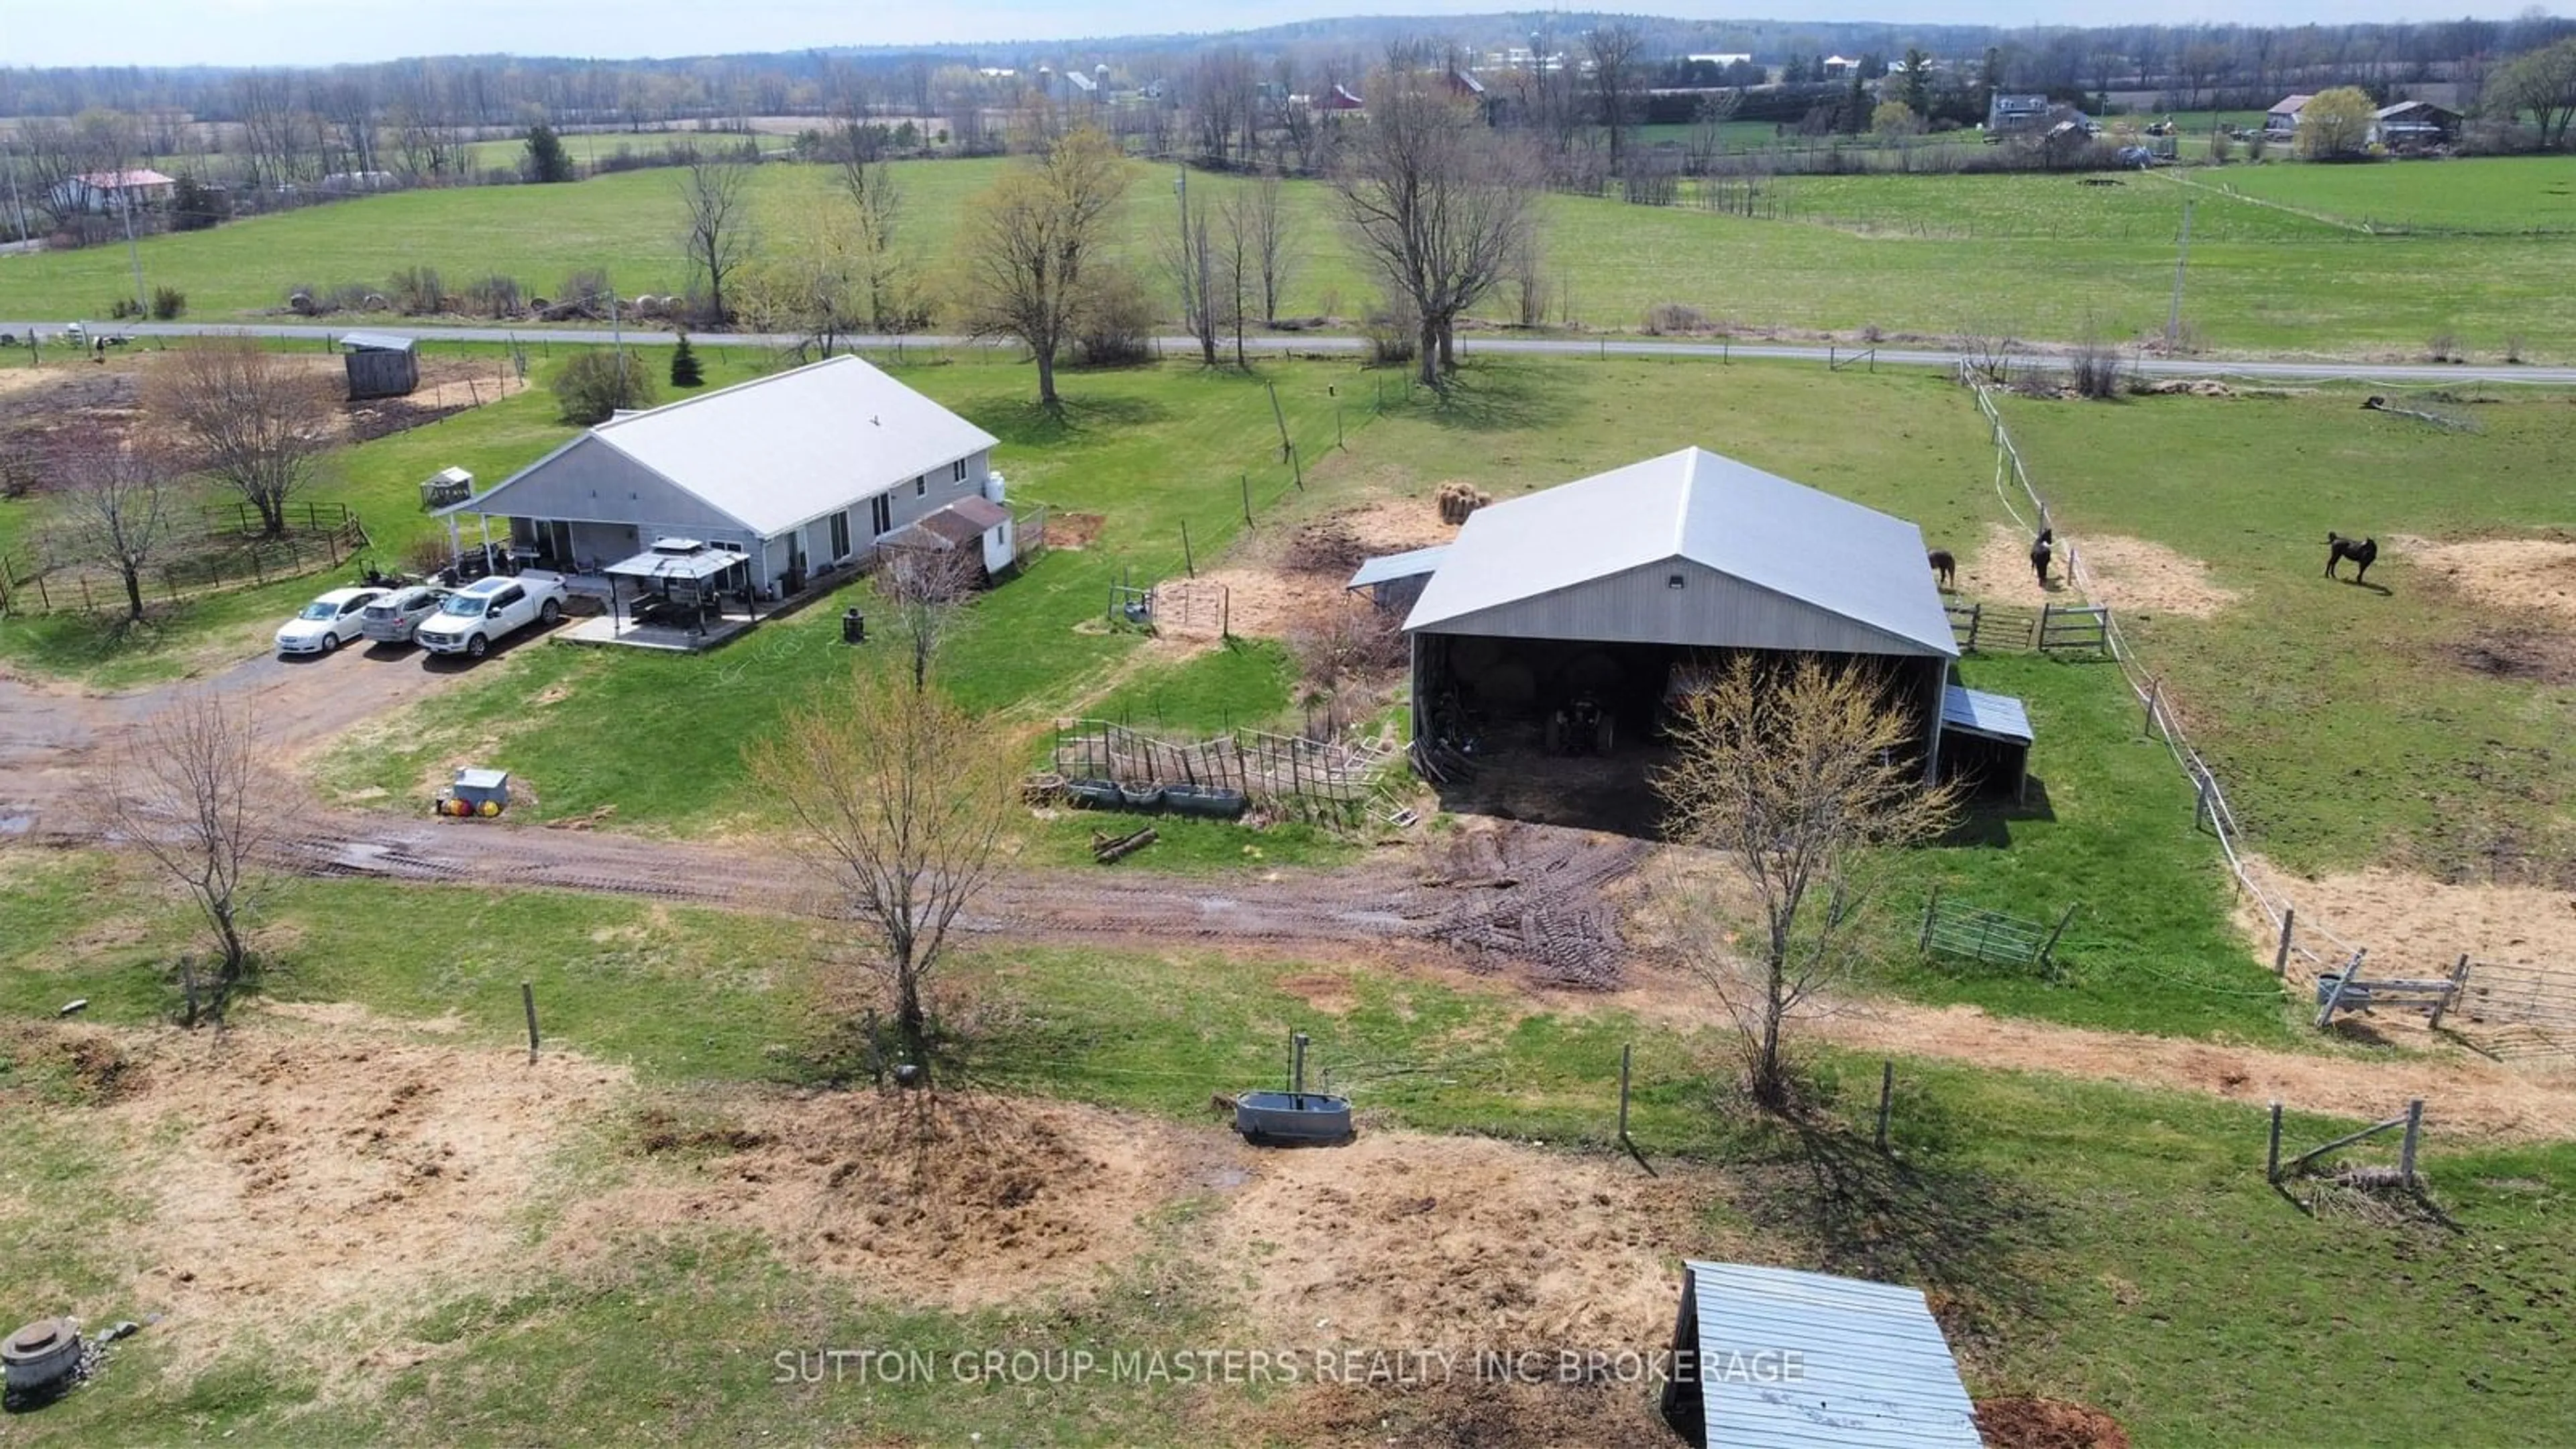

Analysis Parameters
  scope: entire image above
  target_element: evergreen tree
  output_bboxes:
[669,332,704,388]
[524,124,575,184]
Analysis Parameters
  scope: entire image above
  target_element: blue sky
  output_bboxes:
[15,1,2565,68]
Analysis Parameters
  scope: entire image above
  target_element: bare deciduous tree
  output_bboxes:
[745,663,1016,1085]
[1238,173,1294,325]
[678,156,758,324]
[877,540,985,692]
[93,694,285,1026]
[146,334,334,538]
[957,127,1132,410]
[1167,171,1222,366]
[56,429,182,621]
[1656,657,1959,1110]
[1584,23,1648,176]
[838,137,917,331]
[1334,60,1541,386]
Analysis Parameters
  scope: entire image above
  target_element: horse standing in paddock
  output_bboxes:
[2325,531,2379,584]
[1927,549,1956,590]
[2030,529,2055,587]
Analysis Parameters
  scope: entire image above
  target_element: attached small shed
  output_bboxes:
[1662,1260,1981,1448]
[340,331,420,400]
[1941,684,2034,804]
[1345,543,1448,617]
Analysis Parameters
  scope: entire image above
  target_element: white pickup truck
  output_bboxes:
[415,572,567,659]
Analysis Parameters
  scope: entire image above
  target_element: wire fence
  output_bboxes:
[1963,372,2367,992]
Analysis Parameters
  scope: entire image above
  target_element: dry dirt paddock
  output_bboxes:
[1,1008,1727,1442]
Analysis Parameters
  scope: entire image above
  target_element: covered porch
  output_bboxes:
[560,537,760,653]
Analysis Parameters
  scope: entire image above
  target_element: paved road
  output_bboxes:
[12,318,2576,387]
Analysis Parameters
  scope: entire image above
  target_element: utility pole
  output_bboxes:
[1,140,30,247]
[118,182,148,319]
[2165,199,2194,347]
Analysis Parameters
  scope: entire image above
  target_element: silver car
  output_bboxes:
[358,585,451,645]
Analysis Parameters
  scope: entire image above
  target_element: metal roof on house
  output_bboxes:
[338,331,417,353]
[1401,448,1957,658]
[1941,685,2033,745]
[495,355,999,539]
[1346,544,1450,590]
[1678,1260,1980,1448]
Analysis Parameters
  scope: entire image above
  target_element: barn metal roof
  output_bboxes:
[566,355,999,539]
[338,331,417,353]
[1346,544,1450,590]
[1679,1260,1980,1448]
[1941,685,2033,745]
[1401,448,1957,658]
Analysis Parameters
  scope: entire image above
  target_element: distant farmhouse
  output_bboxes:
[1985,93,2051,136]
[2265,94,2312,135]
[2374,100,2461,146]
[49,168,176,214]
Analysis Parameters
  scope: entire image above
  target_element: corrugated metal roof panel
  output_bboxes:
[339,331,417,353]
[1683,1260,1980,1448]
[587,355,1000,538]
[1348,545,1450,590]
[1941,685,2033,745]
[1403,449,1955,658]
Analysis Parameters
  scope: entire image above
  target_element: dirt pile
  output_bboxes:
[83,1014,627,1375]
[1964,524,2237,619]
[1210,1130,1698,1351]
[2412,537,2576,627]
[1976,1397,2133,1448]
[574,1091,1207,1310]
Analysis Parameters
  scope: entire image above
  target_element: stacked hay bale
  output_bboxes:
[1436,482,1493,525]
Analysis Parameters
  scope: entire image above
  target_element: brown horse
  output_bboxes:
[1927,549,1956,590]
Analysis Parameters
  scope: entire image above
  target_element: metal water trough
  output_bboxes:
[3,1318,82,1396]
[1234,1090,1353,1144]
[1234,1032,1354,1146]
[1162,784,1248,819]
[1064,778,1125,809]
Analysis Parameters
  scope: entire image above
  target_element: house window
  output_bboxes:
[916,475,928,498]
[829,511,851,560]
[952,458,969,483]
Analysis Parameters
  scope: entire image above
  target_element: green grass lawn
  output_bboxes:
[1998,384,2576,889]
[2202,154,2576,233]
[5,851,2572,1446]
[9,152,2576,358]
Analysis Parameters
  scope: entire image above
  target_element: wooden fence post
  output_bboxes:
[1181,523,1195,578]
[1241,473,1253,526]
[2265,1100,2283,1183]
[1919,885,1941,954]
[2143,678,2161,737]
[2399,1099,2424,1185]
[521,982,539,1064]
[2273,908,2296,977]
[2427,955,2469,1032]
[1617,1042,1632,1142]
[1875,1061,1894,1152]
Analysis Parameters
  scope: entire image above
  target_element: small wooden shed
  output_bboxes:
[341,331,420,400]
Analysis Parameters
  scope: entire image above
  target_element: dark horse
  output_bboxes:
[2325,531,2379,584]
[2030,529,2055,587]
[1927,549,1956,590]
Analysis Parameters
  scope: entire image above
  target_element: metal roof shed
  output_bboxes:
[1941,684,2034,804]
[1662,1260,1980,1448]
[1403,448,1956,659]
[339,331,419,400]
[1346,544,1449,615]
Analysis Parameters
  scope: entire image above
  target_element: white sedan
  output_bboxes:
[275,587,386,656]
